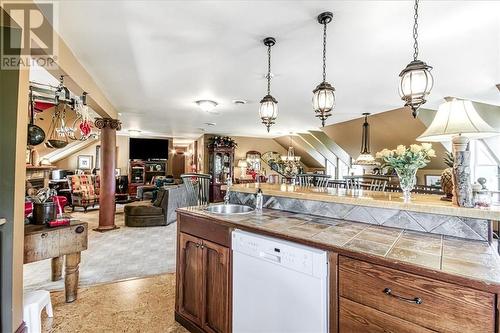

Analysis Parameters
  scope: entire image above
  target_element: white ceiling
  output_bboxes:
[50,1,500,139]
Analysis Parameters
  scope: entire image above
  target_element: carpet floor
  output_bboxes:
[24,205,177,292]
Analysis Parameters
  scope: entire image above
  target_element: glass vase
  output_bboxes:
[395,166,418,203]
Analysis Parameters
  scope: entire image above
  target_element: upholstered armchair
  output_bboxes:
[68,175,99,212]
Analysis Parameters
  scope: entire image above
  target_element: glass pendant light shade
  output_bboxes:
[354,113,379,166]
[399,60,434,117]
[312,81,335,126]
[313,12,335,127]
[259,94,278,132]
[259,37,278,132]
[398,0,434,118]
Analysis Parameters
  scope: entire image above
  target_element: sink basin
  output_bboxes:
[205,204,255,215]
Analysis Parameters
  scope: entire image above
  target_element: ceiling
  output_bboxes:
[48,1,500,139]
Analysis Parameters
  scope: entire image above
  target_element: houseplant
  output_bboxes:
[376,143,435,202]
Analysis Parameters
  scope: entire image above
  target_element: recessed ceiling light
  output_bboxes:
[195,100,218,113]
[232,99,247,105]
[204,122,216,126]
[118,112,122,116]
[128,129,141,137]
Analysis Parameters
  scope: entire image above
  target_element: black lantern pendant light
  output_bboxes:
[354,113,379,166]
[399,0,433,118]
[312,12,335,127]
[259,37,278,132]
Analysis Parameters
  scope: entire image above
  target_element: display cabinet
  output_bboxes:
[208,147,234,202]
[128,160,145,196]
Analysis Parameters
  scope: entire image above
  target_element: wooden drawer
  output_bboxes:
[59,224,88,255]
[24,230,60,263]
[339,256,495,333]
[178,213,230,247]
[340,297,434,333]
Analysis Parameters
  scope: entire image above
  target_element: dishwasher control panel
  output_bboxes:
[232,230,327,277]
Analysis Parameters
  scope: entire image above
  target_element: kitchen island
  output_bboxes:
[175,184,500,333]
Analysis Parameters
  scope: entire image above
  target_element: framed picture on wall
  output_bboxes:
[78,155,93,170]
[425,174,441,187]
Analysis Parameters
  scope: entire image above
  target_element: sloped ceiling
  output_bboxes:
[322,108,448,170]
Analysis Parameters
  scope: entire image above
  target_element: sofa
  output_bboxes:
[124,184,187,227]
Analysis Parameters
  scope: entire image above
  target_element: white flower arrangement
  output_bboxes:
[376,143,435,169]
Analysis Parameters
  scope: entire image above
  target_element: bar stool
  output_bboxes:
[23,290,53,333]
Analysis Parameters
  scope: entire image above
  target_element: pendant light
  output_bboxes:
[259,37,278,132]
[312,12,335,127]
[399,0,433,118]
[354,113,379,166]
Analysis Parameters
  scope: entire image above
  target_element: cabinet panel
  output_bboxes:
[340,297,435,333]
[339,256,495,333]
[178,233,204,326]
[202,239,230,333]
[178,213,230,247]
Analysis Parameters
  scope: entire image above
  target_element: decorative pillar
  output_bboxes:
[94,118,121,231]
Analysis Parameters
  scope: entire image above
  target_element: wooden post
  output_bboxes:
[94,118,121,231]
[64,252,81,303]
[51,256,63,281]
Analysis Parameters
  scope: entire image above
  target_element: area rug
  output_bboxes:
[23,207,177,292]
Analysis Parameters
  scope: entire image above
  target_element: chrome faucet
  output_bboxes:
[224,178,232,205]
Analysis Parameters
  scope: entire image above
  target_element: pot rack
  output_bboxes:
[29,77,97,147]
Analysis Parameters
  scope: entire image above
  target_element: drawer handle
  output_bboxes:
[41,233,48,239]
[75,226,85,234]
[383,288,422,305]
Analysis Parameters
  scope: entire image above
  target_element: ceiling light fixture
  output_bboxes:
[196,100,218,113]
[259,37,278,133]
[232,99,247,105]
[354,113,379,166]
[281,136,301,178]
[128,129,141,137]
[312,12,335,127]
[398,0,434,118]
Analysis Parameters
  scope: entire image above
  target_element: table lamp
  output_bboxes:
[417,97,498,207]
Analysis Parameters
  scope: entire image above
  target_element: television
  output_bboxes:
[129,138,169,160]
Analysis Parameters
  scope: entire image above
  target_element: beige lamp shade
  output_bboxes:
[237,159,248,168]
[417,99,498,142]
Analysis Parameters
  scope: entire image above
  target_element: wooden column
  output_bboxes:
[94,118,121,231]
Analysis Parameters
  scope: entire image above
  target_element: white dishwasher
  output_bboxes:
[232,230,328,333]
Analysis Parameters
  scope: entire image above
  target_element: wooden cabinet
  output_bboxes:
[176,213,231,333]
[178,232,204,326]
[208,147,234,202]
[338,256,496,333]
[201,239,230,333]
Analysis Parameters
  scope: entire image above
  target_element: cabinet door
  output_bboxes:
[201,239,230,333]
[178,232,203,326]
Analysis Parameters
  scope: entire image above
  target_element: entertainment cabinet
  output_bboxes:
[127,160,167,196]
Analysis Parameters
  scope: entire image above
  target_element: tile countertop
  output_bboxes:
[178,206,500,288]
[230,183,500,220]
